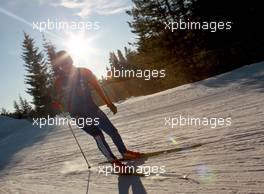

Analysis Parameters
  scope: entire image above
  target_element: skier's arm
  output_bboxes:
[83,69,117,114]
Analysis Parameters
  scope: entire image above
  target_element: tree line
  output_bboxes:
[101,0,264,100]
[1,0,264,118]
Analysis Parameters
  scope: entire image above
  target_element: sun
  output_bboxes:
[63,32,97,66]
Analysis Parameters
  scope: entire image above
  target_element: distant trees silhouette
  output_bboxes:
[116,0,264,92]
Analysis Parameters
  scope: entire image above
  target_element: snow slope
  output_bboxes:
[0,62,264,194]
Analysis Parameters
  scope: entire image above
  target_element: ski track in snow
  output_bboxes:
[0,62,264,194]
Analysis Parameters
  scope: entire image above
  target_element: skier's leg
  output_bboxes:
[96,109,127,155]
[94,132,117,162]
[82,125,117,162]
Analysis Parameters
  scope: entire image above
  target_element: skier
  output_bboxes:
[52,50,141,169]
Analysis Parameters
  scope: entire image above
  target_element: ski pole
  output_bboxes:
[67,122,91,168]
[67,122,91,194]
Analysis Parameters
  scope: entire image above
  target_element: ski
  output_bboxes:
[99,143,202,164]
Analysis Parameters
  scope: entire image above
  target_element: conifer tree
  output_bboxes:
[22,33,51,116]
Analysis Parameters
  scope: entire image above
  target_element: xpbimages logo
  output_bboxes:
[164,115,232,129]
[32,19,100,32]
[98,164,166,176]
[32,115,100,128]
[164,19,233,32]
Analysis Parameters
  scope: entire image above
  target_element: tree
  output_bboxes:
[19,96,32,117]
[0,108,9,116]
[22,33,51,116]
[43,36,59,115]
[117,49,128,69]
[109,52,120,71]
[43,35,57,80]
[107,49,131,82]
[126,1,186,88]
[13,100,22,119]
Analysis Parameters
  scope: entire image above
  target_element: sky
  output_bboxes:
[0,0,136,111]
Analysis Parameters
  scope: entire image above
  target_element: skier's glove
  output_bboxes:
[108,103,117,114]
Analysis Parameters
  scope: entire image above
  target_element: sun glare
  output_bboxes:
[64,32,97,66]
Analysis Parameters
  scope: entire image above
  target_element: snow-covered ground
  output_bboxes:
[0,62,264,194]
